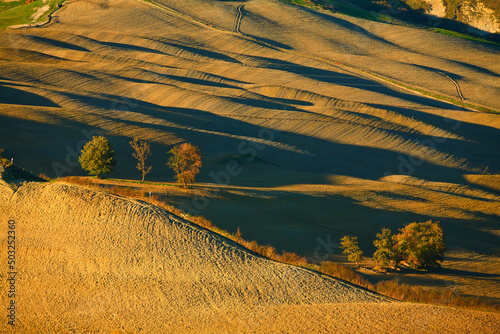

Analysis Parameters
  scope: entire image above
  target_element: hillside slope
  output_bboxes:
[0,172,499,332]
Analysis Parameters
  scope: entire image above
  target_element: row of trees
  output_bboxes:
[78,136,202,187]
[340,220,446,270]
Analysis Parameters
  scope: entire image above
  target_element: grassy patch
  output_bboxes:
[0,0,26,13]
[432,27,500,46]
[375,280,500,312]
[106,178,178,187]
[0,0,65,29]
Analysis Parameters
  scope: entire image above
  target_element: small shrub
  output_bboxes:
[60,176,93,187]
[38,173,51,181]
[319,261,374,290]
[257,244,277,258]
[0,148,10,166]
[241,240,259,254]
[190,216,214,229]
[278,251,308,266]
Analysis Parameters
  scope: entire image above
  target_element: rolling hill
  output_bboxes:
[1,165,500,332]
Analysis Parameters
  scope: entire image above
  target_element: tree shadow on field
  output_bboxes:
[53,89,499,183]
[246,34,294,50]
[0,85,59,107]
[140,68,251,85]
[26,35,90,52]
[100,68,250,92]
[365,102,500,175]
[96,41,166,55]
[161,74,238,89]
[365,103,500,142]
[410,63,464,82]
[259,95,314,106]
[448,59,500,78]
[100,72,241,91]
[159,40,242,64]
[246,55,464,110]
[438,267,500,279]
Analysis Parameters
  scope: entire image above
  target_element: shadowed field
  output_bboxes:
[0,0,499,331]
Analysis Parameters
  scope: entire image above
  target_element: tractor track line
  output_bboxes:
[404,57,465,101]
[234,4,244,34]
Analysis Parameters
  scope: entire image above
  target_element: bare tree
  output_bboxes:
[130,138,152,183]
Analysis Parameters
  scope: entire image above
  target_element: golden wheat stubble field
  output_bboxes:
[0,0,500,331]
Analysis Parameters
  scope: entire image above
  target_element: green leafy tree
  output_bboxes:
[393,220,446,269]
[340,235,363,267]
[167,142,202,188]
[373,228,397,267]
[79,136,117,178]
[130,138,152,183]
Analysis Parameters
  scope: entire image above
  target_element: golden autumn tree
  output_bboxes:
[167,142,202,188]
[392,221,446,269]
